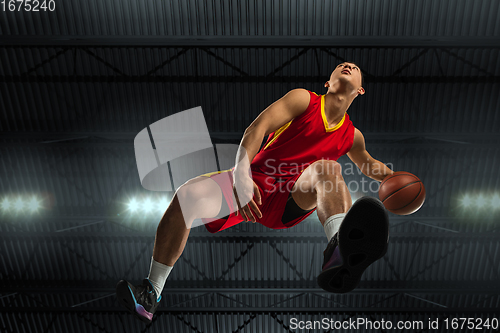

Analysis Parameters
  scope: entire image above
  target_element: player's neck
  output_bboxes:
[323,92,353,126]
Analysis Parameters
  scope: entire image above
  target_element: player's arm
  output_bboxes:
[233,88,310,222]
[346,128,394,182]
[235,88,311,170]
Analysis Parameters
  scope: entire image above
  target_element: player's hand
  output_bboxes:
[232,170,262,223]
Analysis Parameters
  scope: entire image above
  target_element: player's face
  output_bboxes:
[331,62,363,88]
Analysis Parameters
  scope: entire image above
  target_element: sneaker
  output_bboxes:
[317,196,389,293]
[116,279,161,324]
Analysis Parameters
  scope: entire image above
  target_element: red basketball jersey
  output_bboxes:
[251,90,355,177]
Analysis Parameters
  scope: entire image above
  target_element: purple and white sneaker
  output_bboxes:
[317,196,389,293]
[116,279,161,324]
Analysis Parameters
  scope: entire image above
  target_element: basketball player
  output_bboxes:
[117,62,394,323]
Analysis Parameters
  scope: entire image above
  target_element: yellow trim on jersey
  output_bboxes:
[310,91,319,96]
[199,169,232,178]
[263,120,293,150]
[321,95,345,132]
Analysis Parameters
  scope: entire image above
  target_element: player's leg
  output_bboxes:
[153,176,224,266]
[116,176,224,324]
[290,159,353,242]
[290,159,351,224]
[291,159,389,293]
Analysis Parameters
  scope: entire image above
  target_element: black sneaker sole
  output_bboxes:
[317,197,389,293]
[116,280,152,324]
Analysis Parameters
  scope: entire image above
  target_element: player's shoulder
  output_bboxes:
[349,127,365,152]
[281,88,312,112]
[353,127,364,140]
[284,88,311,100]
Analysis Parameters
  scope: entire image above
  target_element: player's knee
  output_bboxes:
[175,177,222,218]
[312,160,342,181]
[176,178,207,205]
[173,182,203,221]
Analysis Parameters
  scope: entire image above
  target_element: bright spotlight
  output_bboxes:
[128,198,139,212]
[143,198,153,213]
[491,194,500,209]
[1,198,10,211]
[14,198,24,211]
[461,194,472,208]
[27,197,40,212]
[157,198,169,212]
[476,195,487,208]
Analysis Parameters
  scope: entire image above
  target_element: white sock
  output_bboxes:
[147,257,173,298]
[323,213,346,242]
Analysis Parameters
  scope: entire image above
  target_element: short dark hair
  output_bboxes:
[343,61,364,87]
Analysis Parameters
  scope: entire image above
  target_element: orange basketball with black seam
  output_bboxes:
[378,171,426,215]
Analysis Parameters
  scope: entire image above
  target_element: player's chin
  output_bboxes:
[340,77,360,89]
[337,76,352,84]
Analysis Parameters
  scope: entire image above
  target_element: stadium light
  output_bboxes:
[127,198,139,212]
[491,194,500,209]
[0,195,45,214]
[475,195,487,208]
[460,193,500,211]
[461,194,472,208]
[157,198,169,212]
[27,197,40,212]
[14,198,24,211]
[143,198,153,212]
[1,198,10,211]
[125,196,172,215]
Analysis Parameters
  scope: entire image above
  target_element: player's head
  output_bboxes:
[325,61,365,97]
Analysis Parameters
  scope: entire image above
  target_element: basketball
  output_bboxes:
[379,171,426,215]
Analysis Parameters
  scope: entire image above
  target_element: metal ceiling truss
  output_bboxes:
[2,306,499,315]
[2,220,499,239]
[3,75,499,84]
[2,36,499,48]
[2,281,498,331]
[2,132,499,150]
[3,283,500,294]
[1,43,499,84]
[2,138,500,149]
[2,311,499,333]
[2,233,499,292]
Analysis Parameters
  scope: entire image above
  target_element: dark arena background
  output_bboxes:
[1,1,499,332]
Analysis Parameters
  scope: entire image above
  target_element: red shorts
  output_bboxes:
[200,168,316,233]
